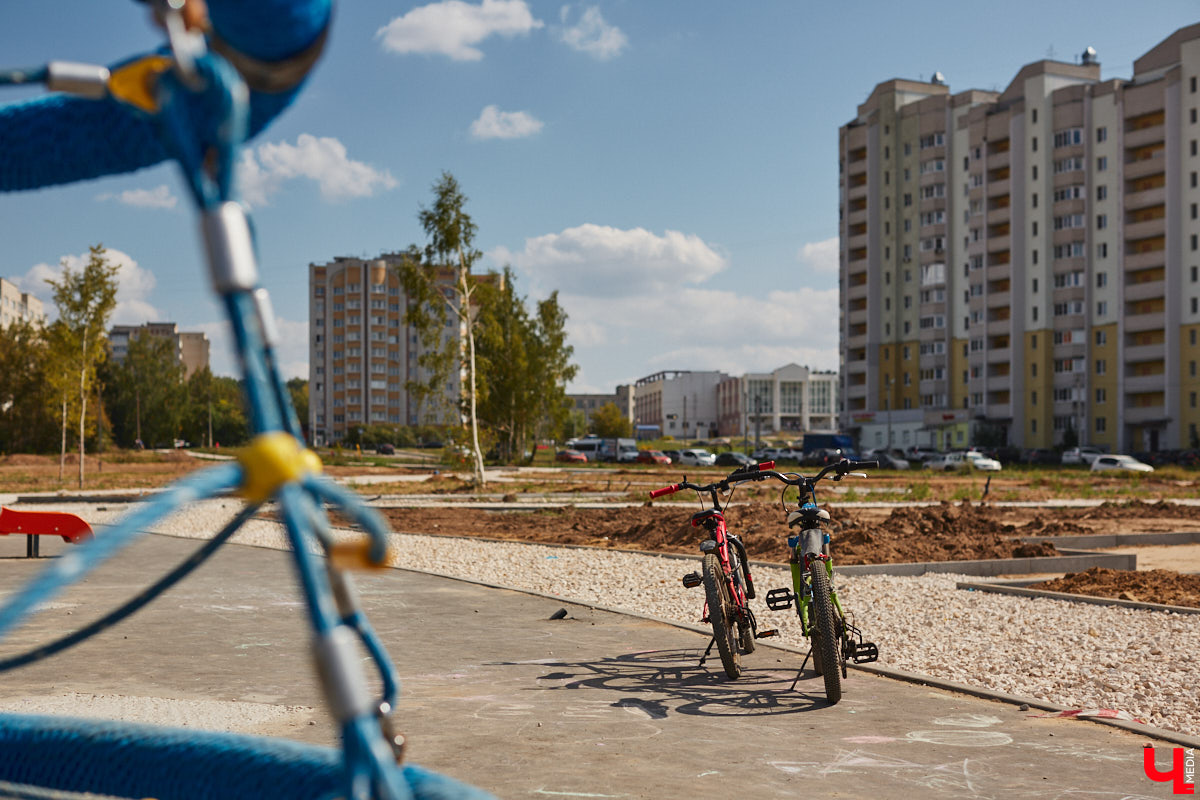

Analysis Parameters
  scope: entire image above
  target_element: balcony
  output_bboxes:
[1124,186,1166,211]
[986,374,1012,392]
[986,234,1011,253]
[986,178,1011,197]
[1124,343,1164,364]
[986,150,1010,171]
[1124,405,1168,425]
[1124,373,1166,395]
[986,262,1012,281]
[1124,311,1165,333]
[846,281,869,302]
[987,290,1012,308]
[986,207,1011,226]
[1124,218,1165,242]
[848,308,868,326]
[846,232,868,251]
[1123,124,1164,150]
[1124,279,1165,303]
[983,403,1013,420]
[1124,250,1166,271]
[986,347,1012,364]
[1123,153,1165,181]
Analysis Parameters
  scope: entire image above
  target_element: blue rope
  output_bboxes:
[0,463,243,642]
[0,503,259,673]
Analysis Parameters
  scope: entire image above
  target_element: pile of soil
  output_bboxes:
[375,500,1059,565]
[1030,567,1200,608]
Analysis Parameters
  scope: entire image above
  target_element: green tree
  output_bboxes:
[399,172,488,484]
[0,319,57,452]
[179,371,249,447]
[103,333,183,448]
[46,245,119,486]
[475,271,578,463]
[286,377,308,439]
[591,402,632,438]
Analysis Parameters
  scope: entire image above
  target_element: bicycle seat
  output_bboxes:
[786,507,830,527]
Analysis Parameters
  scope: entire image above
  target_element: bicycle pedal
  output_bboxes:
[765,587,794,611]
[755,629,779,639]
[852,641,879,663]
[681,571,702,588]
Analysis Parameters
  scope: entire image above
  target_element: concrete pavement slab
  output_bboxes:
[0,533,1189,798]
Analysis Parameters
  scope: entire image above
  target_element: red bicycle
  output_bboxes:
[650,461,779,679]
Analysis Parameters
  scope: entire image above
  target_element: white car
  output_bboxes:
[1062,446,1104,465]
[677,448,717,467]
[1091,454,1154,473]
[963,450,1002,471]
[925,451,1001,471]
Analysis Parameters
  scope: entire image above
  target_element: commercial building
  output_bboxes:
[633,370,728,440]
[108,322,210,378]
[0,278,45,329]
[839,23,1200,454]
[716,364,839,440]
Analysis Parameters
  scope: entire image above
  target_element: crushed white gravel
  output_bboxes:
[12,497,1200,738]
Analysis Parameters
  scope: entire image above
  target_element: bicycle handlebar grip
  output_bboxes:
[856,461,879,469]
[758,460,775,471]
[649,484,679,499]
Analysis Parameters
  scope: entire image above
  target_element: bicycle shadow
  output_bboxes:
[491,647,833,719]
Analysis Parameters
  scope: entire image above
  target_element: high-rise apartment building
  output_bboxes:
[308,254,498,446]
[108,322,210,378]
[0,277,45,329]
[840,23,1200,455]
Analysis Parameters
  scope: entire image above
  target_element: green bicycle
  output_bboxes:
[730,459,880,704]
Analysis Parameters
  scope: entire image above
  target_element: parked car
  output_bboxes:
[376,443,395,455]
[635,449,671,465]
[750,447,783,461]
[714,451,754,467]
[616,442,640,463]
[663,449,682,463]
[801,448,844,467]
[1091,454,1154,473]
[1022,448,1057,465]
[963,450,1002,471]
[874,452,911,470]
[677,448,716,467]
[1062,446,1104,465]
[555,449,587,463]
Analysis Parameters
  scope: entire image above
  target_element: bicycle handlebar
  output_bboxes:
[648,461,776,499]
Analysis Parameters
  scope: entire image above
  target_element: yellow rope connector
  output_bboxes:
[106,55,173,113]
[329,540,391,572]
[237,431,322,503]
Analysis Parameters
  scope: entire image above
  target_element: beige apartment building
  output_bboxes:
[308,254,498,446]
[108,322,210,378]
[0,277,45,329]
[840,23,1200,455]
[715,364,839,439]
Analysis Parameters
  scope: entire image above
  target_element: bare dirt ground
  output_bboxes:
[374,500,1200,608]
[4,453,1198,607]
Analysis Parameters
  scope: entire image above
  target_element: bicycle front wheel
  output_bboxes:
[808,561,842,704]
[702,552,741,679]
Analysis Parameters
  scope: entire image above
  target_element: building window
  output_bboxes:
[1096,214,1107,230]
[1097,301,1108,316]
[1096,388,1106,404]
[1097,156,1107,171]
[1031,419,1037,434]
[1097,185,1107,201]
[1096,417,1106,433]
[1097,272,1107,288]
[1096,330,1107,346]
[1096,359,1106,375]
[1098,242,1108,259]
[1097,126,1107,142]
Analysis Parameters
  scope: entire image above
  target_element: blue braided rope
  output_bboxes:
[0,463,242,642]
[0,715,493,800]
[0,0,331,193]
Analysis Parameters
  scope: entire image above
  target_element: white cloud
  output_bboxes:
[493,224,727,297]
[200,315,309,381]
[470,105,544,140]
[377,0,543,61]
[238,134,397,207]
[95,185,178,210]
[558,6,627,60]
[16,247,162,325]
[797,236,839,274]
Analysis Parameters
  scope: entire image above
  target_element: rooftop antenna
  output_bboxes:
[1081,46,1098,65]
[931,71,947,86]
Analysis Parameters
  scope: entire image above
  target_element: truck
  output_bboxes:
[800,433,858,459]
[598,437,638,463]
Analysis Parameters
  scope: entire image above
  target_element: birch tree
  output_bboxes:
[46,245,119,488]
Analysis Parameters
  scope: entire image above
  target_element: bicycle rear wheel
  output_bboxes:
[808,561,842,704]
[702,552,740,679]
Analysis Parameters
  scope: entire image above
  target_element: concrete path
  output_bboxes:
[0,534,1188,799]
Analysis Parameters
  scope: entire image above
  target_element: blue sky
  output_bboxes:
[2,1,1198,392]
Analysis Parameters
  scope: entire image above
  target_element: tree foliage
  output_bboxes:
[475,269,577,462]
[399,172,488,483]
[0,319,57,452]
[591,402,632,438]
[100,332,184,448]
[45,245,119,487]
